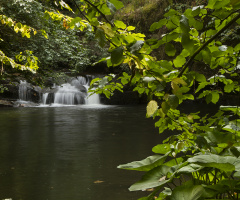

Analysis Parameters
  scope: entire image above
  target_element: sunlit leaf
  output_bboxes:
[211,91,219,104]
[224,83,235,93]
[114,20,126,29]
[109,0,124,10]
[152,144,171,154]
[147,100,158,118]
[173,55,186,68]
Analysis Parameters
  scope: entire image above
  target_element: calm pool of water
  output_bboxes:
[0,105,168,200]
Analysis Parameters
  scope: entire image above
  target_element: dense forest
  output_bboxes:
[1,0,240,199]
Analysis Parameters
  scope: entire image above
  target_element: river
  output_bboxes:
[0,105,167,200]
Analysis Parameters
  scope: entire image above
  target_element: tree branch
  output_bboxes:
[71,0,91,23]
[83,0,115,27]
[178,12,240,78]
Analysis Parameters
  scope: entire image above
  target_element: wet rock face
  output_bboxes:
[0,100,14,107]
[18,81,41,103]
[0,82,40,103]
[0,84,19,100]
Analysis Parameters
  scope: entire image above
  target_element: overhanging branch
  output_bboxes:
[178,12,240,78]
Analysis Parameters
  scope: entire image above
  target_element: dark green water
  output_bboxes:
[0,105,166,200]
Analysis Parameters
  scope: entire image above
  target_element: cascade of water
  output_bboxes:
[42,75,101,105]
[18,76,101,106]
[53,83,86,105]
[84,86,100,105]
[42,93,49,104]
[18,80,30,101]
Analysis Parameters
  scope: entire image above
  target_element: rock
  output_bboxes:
[0,84,19,100]
[0,100,14,107]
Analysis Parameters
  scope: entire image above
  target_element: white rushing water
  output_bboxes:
[18,76,101,106]
[18,80,30,101]
[42,76,100,106]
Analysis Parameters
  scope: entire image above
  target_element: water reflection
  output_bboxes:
[0,106,165,200]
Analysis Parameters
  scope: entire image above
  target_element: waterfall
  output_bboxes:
[42,75,101,105]
[42,93,49,105]
[18,80,30,101]
[53,83,85,105]
[18,76,101,106]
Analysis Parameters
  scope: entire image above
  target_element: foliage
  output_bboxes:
[50,0,240,199]
[0,0,107,87]
[1,0,240,199]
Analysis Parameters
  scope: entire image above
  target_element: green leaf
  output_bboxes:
[168,95,179,109]
[224,83,235,93]
[195,82,209,93]
[95,28,106,47]
[164,9,178,17]
[106,1,117,13]
[211,91,219,104]
[206,93,212,104]
[188,154,239,172]
[109,0,124,10]
[234,43,240,51]
[99,3,111,15]
[160,60,173,70]
[118,153,170,171]
[41,29,48,39]
[162,101,170,114]
[202,48,212,64]
[127,26,135,31]
[99,23,115,37]
[149,19,167,32]
[173,55,186,68]
[172,78,187,86]
[146,100,158,118]
[152,144,171,154]
[114,20,126,29]
[220,106,240,114]
[205,129,232,145]
[195,73,206,82]
[176,164,203,175]
[214,0,230,9]
[171,183,204,200]
[129,165,172,191]
[180,15,190,34]
[206,0,218,9]
[230,146,240,157]
[111,46,124,66]
[165,43,176,56]
[181,34,195,52]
